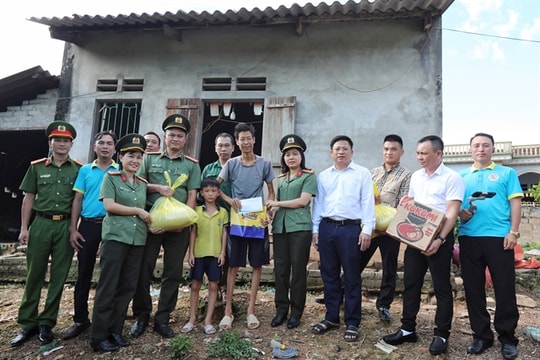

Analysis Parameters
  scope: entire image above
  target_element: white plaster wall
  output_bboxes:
[64,17,442,174]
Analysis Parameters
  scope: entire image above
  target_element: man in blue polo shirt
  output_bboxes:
[61,131,118,341]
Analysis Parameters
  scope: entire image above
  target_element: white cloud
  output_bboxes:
[494,10,518,36]
[521,17,540,40]
[458,0,502,20]
[471,40,505,62]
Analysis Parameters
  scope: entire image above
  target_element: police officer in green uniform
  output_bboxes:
[90,134,150,352]
[11,121,82,347]
[266,134,317,329]
[131,114,201,338]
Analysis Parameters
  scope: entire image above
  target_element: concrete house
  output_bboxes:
[0,0,455,234]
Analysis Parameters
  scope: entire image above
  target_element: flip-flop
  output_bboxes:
[344,325,359,342]
[246,314,260,329]
[204,324,216,335]
[219,315,234,330]
[180,322,196,333]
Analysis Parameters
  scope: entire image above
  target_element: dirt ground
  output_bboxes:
[0,282,539,360]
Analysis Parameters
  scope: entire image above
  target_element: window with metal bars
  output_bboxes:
[96,101,142,139]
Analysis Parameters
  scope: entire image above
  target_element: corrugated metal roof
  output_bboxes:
[30,0,454,41]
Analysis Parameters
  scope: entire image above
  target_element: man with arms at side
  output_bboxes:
[383,135,464,356]
[217,122,275,330]
[311,135,375,343]
[361,134,411,322]
[62,131,118,340]
[131,114,201,339]
[11,121,82,347]
[458,133,522,360]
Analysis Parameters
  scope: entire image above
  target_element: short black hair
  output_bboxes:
[200,177,220,189]
[234,122,256,139]
[94,130,117,143]
[330,135,353,149]
[215,132,234,144]
[470,132,494,146]
[144,131,161,145]
[383,134,403,147]
[418,135,444,152]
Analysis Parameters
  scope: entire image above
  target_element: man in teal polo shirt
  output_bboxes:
[11,121,82,347]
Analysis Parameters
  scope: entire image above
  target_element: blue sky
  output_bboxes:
[1,0,538,145]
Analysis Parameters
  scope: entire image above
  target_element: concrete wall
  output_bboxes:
[521,205,540,244]
[61,17,442,174]
[0,89,57,131]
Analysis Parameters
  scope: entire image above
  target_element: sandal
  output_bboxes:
[247,314,260,329]
[204,324,216,335]
[344,325,359,342]
[311,319,339,334]
[219,315,234,330]
[181,322,196,333]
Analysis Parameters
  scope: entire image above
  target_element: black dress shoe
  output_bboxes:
[429,336,448,355]
[287,316,301,329]
[383,329,418,345]
[130,320,148,338]
[153,322,175,338]
[378,308,392,322]
[90,339,120,352]
[271,314,286,327]
[10,327,38,347]
[62,320,91,340]
[467,338,493,354]
[109,333,130,347]
[501,344,518,360]
[38,325,54,344]
[315,297,325,304]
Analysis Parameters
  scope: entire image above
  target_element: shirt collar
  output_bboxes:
[202,203,221,212]
[471,161,496,172]
[91,159,118,169]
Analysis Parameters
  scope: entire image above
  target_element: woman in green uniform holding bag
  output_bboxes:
[90,134,151,352]
[266,134,317,329]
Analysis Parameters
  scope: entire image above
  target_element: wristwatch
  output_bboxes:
[509,230,520,239]
[436,235,446,244]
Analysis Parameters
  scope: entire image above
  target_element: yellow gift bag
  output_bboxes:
[149,172,198,231]
[373,182,397,231]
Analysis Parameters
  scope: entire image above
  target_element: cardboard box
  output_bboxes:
[386,199,446,251]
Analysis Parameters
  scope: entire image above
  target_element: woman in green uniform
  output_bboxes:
[266,134,317,329]
[90,134,151,352]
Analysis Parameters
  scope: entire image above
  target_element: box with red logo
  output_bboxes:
[386,199,446,251]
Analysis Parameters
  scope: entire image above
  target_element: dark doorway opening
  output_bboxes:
[0,130,48,241]
[199,102,263,169]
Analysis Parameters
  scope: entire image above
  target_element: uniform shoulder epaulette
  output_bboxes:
[303,169,314,174]
[136,175,148,183]
[72,159,84,166]
[278,173,287,178]
[184,155,199,163]
[30,157,47,165]
[146,151,162,155]
[108,171,122,175]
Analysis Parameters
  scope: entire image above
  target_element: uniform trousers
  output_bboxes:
[459,235,519,346]
[91,240,144,340]
[318,221,362,327]
[132,228,190,324]
[358,234,400,309]
[73,220,102,323]
[401,233,454,339]
[273,230,312,318]
[18,216,73,329]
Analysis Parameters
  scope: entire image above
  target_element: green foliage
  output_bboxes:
[206,330,259,359]
[169,333,194,359]
[529,183,540,202]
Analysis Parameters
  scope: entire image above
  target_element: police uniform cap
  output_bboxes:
[279,134,307,153]
[46,120,77,140]
[116,133,147,153]
[162,113,190,133]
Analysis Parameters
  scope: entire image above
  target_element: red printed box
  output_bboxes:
[386,199,446,251]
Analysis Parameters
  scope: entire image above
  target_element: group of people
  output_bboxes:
[9,116,522,359]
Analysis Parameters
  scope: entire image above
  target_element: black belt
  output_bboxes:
[82,217,104,224]
[35,211,70,221]
[323,217,362,226]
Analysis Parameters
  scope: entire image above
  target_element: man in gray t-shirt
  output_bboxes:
[217,122,275,330]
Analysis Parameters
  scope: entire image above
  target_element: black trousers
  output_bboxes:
[359,234,400,309]
[459,235,519,346]
[73,220,102,323]
[401,233,454,339]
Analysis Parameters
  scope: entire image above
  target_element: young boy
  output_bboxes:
[182,177,228,335]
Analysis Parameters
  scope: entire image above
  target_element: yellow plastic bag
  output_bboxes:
[149,172,198,231]
[373,182,397,231]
